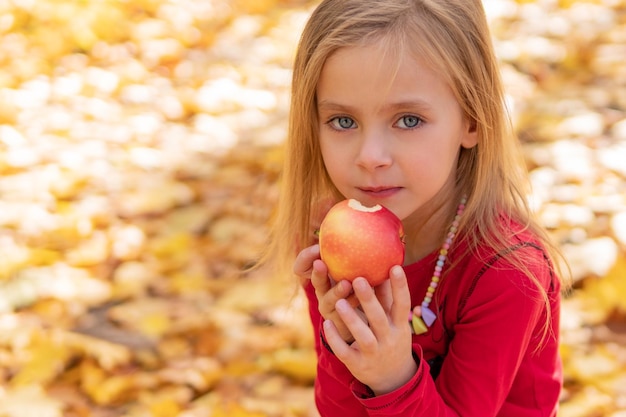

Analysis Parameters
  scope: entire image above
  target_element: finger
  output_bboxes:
[311,260,355,319]
[322,319,354,361]
[345,292,360,308]
[293,244,320,277]
[310,258,330,294]
[389,265,412,325]
[310,258,355,302]
[352,278,389,341]
[317,278,353,315]
[334,297,376,350]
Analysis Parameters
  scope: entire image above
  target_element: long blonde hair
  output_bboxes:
[263,0,569,305]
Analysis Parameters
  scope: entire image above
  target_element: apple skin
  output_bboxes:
[318,199,405,286]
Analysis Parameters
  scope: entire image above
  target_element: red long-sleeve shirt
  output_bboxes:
[304,227,562,416]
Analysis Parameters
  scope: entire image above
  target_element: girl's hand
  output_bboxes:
[323,265,417,395]
[293,245,361,342]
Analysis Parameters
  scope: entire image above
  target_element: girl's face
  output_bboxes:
[316,40,477,223]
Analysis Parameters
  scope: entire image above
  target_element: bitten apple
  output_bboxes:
[318,199,405,286]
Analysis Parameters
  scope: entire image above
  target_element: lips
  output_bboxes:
[358,186,402,198]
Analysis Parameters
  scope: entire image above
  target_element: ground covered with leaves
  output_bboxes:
[0,0,625,416]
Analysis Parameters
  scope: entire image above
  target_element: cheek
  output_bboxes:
[320,146,352,193]
[320,139,342,172]
[401,145,459,182]
[321,153,343,182]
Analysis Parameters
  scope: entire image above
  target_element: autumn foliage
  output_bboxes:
[0,0,625,416]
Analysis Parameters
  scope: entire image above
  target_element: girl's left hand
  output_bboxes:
[323,265,417,395]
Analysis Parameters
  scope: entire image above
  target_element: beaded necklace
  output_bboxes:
[410,196,467,335]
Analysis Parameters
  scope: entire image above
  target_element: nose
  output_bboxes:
[355,128,392,171]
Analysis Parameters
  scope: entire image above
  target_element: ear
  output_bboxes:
[460,118,478,149]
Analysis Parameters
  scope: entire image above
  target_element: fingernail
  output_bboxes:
[311,244,320,255]
[391,265,403,278]
[336,299,349,312]
[354,278,369,291]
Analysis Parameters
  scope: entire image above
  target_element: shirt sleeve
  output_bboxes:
[352,257,553,416]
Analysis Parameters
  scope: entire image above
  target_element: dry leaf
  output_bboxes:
[259,348,317,383]
[0,385,64,417]
[0,0,624,415]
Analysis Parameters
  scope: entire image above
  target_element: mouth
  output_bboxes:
[358,186,402,198]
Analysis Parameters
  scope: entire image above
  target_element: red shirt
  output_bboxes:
[304,227,562,416]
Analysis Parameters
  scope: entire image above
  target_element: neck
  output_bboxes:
[402,194,461,265]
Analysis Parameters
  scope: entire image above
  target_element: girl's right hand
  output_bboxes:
[293,244,361,343]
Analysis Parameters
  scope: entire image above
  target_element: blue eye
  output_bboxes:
[329,116,356,130]
[397,115,422,129]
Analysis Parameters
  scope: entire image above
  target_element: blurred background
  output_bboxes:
[0,0,624,416]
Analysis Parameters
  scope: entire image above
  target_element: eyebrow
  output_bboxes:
[317,99,433,113]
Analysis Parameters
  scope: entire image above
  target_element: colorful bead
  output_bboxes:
[409,196,467,334]
[421,306,437,327]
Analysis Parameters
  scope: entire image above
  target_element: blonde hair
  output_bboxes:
[263,0,570,316]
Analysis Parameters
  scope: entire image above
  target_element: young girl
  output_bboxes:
[266,0,569,415]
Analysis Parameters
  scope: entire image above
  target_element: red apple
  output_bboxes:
[318,199,405,286]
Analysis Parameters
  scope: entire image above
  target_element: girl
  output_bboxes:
[266,0,569,415]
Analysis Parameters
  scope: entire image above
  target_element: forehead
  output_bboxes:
[316,39,455,109]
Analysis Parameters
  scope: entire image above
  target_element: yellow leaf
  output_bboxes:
[79,360,107,398]
[28,248,62,267]
[231,0,280,14]
[158,357,223,392]
[148,232,193,271]
[79,360,144,406]
[11,339,72,387]
[579,255,626,323]
[111,261,154,299]
[107,298,176,337]
[169,272,208,295]
[261,146,284,175]
[565,345,620,384]
[49,169,88,200]
[0,239,30,281]
[138,312,171,338]
[148,398,182,417]
[60,331,132,370]
[65,231,110,267]
[29,299,70,326]
[603,255,626,312]
[0,385,64,417]
[558,386,613,417]
[150,232,193,257]
[117,181,194,217]
[259,348,317,383]
[91,374,137,406]
[224,360,262,377]
[84,4,130,45]
[212,403,268,417]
